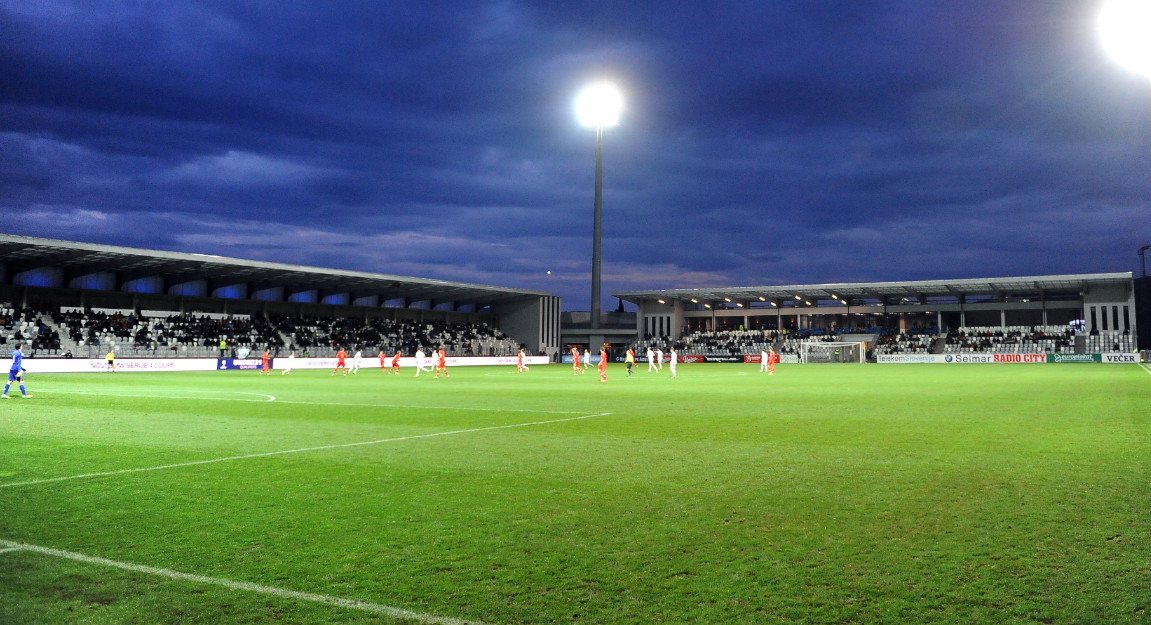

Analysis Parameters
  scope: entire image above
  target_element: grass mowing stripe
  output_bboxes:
[0,540,486,625]
[0,412,612,489]
[38,390,591,413]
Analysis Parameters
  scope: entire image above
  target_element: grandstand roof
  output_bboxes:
[0,234,549,306]
[614,273,1132,304]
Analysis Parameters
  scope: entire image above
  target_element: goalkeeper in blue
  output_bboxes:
[3,343,32,399]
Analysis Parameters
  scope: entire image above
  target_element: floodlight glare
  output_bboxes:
[724,297,731,302]
[690,298,698,303]
[758,296,765,301]
[658,299,665,304]
[1099,0,1151,77]
[575,84,623,127]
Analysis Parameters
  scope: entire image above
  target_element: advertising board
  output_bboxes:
[22,358,220,374]
[274,355,548,370]
[218,358,266,370]
[878,353,1139,364]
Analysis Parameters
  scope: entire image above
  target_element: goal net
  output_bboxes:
[799,342,865,364]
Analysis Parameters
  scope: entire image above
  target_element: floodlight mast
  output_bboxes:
[575,84,622,331]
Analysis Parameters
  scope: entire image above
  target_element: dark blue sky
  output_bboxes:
[2,1,1150,310]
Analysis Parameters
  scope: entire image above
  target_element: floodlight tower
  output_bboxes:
[575,83,623,332]
[1099,1,1151,96]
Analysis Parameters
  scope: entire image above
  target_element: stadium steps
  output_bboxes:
[933,337,946,354]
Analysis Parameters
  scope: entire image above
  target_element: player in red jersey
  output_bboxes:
[434,348,449,378]
[259,349,270,375]
[390,351,401,374]
[379,349,387,372]
[598,348,608,382]
[517,349,530,373]
[332,348,348,376]
[571,347,580,375]
[768,347,777,375]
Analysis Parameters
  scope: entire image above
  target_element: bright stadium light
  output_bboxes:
[758,296,765,301]
[770,302,777,307]
[1099,0,1151,78]
[704,303,711,308]
[690,298,698,303]
[724,297,731,302]
[575,83,623,334]
[795,295,802,300]
[831,294,837,299]
[658,299,665,304]
[575,84,623,128]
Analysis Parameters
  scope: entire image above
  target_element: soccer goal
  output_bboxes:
[799,342,865,364]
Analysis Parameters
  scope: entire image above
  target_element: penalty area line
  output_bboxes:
[0,412,611,490]
[0,539,485,625]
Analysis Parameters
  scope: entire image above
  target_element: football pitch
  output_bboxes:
[1,363,1149,624]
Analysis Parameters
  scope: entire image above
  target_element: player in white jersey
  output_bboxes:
[351,349,363,374]
[281,351,295,375]
[582,349,592,371]
[668,348,677,379]
[760,350,770,373]
[655,349,664,371]
[646,348,655,372]
[414,349,431,376]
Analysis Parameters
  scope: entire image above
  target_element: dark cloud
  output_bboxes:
[1,0,1149,310]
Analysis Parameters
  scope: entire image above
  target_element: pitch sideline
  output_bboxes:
[0,539,485,624]
[36,390,591,414]
[0,412,612,490]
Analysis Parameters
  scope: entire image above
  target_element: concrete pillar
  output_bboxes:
[672,299,684,340]
[937,311,943,332]
[1000,309,1006,328]
[743,314,748,330]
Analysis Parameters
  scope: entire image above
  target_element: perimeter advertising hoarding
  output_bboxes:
[274,356,549,370]
[878,353,1136,364]
[218,358,266,370]
[22,358,220,373]
[741,354,796,363]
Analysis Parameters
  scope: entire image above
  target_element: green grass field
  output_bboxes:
[1,362,1150,624]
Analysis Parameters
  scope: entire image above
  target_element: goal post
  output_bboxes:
[799,342,865,364]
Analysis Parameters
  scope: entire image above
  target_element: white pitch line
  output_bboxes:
[1141,364,1151,378]
[37,391,588,414]
[0,539,485,625]
[0,412,611,490]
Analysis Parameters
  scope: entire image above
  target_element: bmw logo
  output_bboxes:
[944,355,952,362]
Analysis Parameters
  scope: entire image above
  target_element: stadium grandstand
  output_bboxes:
[0,234,561,359]
[614,273,1139,360]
